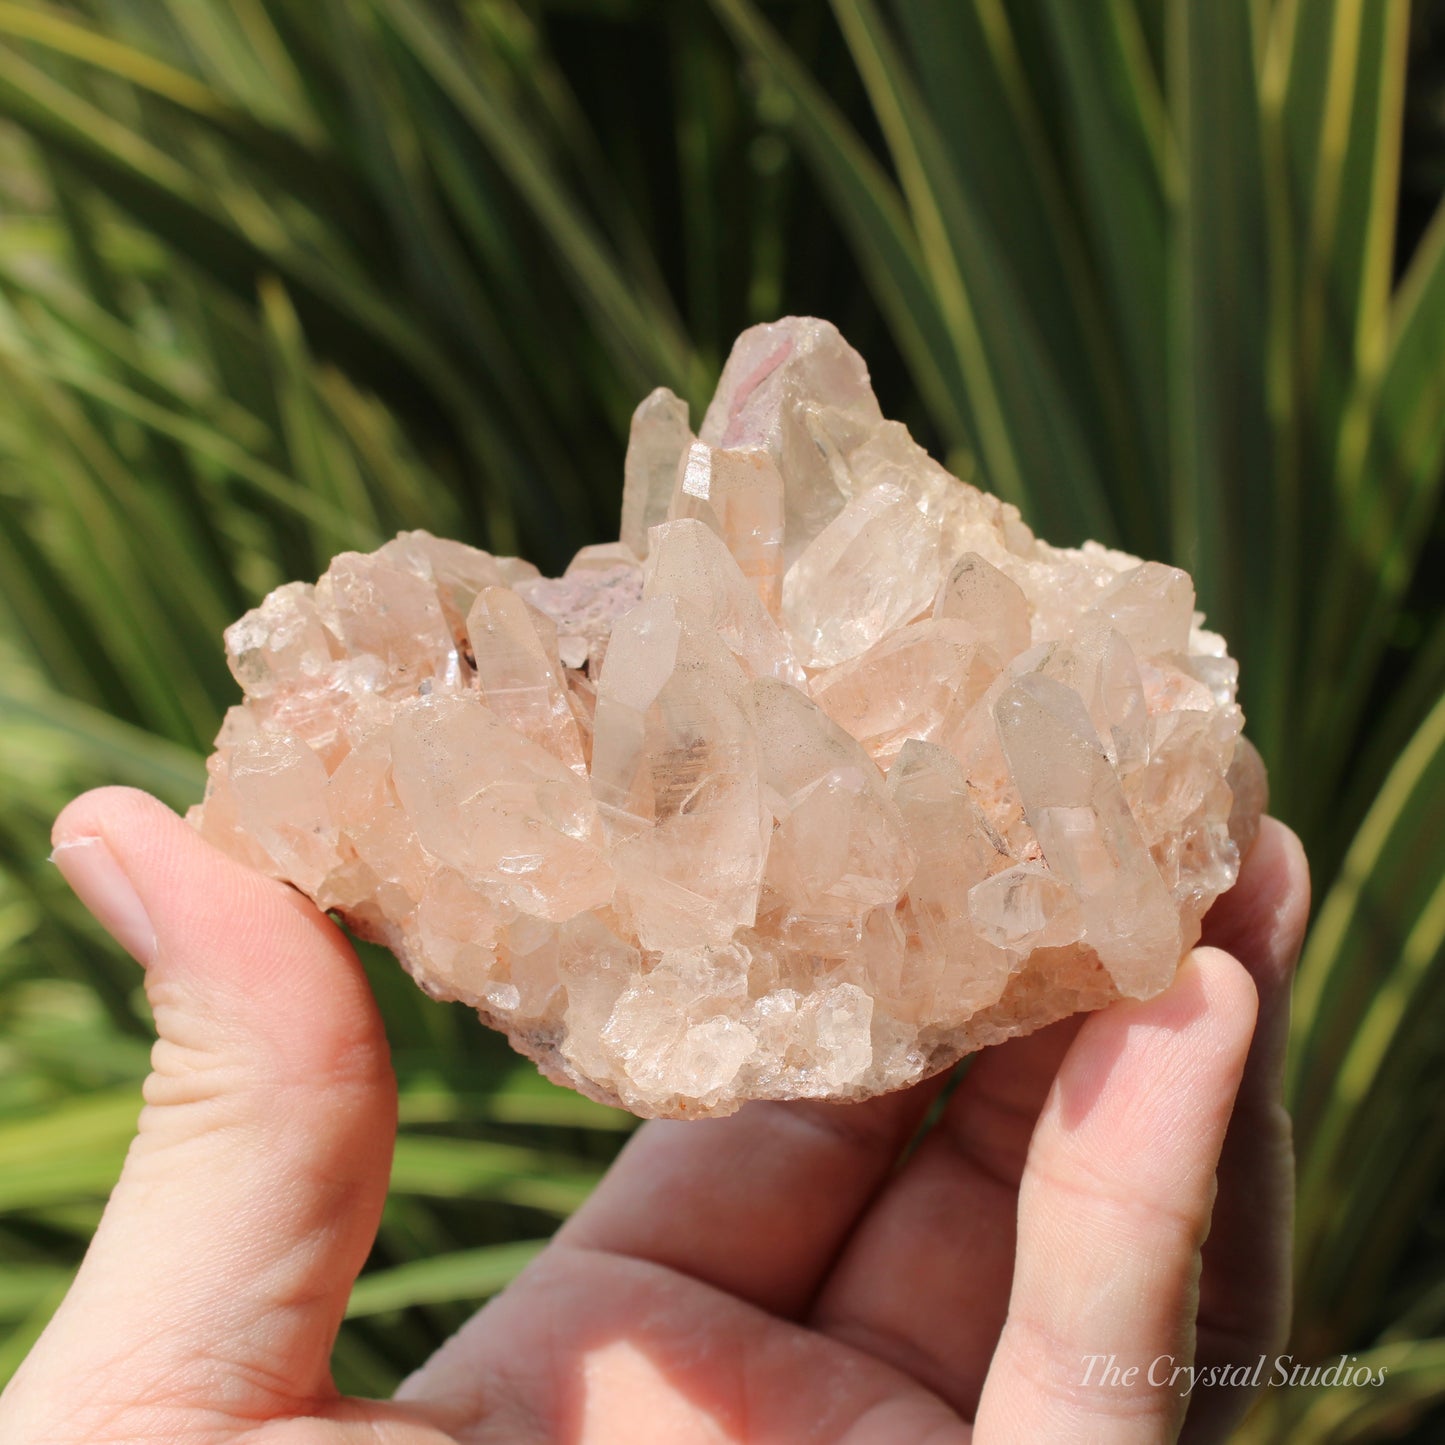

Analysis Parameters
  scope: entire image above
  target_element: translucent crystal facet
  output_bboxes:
[194,316,1264,1118]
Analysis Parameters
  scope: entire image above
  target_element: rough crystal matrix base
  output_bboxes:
[193,317,1265,1118]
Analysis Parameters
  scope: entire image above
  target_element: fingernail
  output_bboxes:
[51,836,157,965]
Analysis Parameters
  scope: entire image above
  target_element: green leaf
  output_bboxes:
[0,1264,73,1324]
[1290,689,1445,1345]
[1035,0,1173,549]
[0,28,511,540]
[389,1135,604,1215]
[827,0,1119,544]
[0,3,227,115]
[1247,1337,1445,1442]
[1276,0,1408,492]
[346,1239,544,1317]
[0,1269,72,1383]
[0,343,372,544]
[1307,198,1445,807]
[890,0,1149,508]
[0,675,204,809]
[0,1087,137,1210]
[0,352,220,746]
[707,0,972,458]
[397,1075,635,1133]
[1165,0,1288,772]
[369,0,699,403]
[258,273,379,564]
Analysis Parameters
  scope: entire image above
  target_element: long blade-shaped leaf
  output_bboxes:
[707,0,972,460]
[829,0,1119,543]
[0,32,523,542]
[1306,198,1445,809]
[1036,0,1174,550]
[0,678,203,809]
[1278,0,1409,494]
[1290,689,1445,1342]
[1166,0,1288,774]
[345,1240,544,1318]
[369,0,698,402]
[389,1135,602,1215]
[892,0,1151,543]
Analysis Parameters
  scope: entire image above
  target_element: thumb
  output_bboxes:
[2,787,395,1437]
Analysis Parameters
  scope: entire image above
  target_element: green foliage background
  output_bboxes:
[0,2,1442,1438]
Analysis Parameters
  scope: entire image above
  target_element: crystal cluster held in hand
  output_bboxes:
[194,317,1266,1118]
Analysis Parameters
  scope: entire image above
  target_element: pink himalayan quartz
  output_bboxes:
[193,316,1265,1118]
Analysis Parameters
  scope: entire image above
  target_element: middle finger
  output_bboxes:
[807,1014,1083,1417]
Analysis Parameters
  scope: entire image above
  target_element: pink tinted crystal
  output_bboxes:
[194,317,1265,1118]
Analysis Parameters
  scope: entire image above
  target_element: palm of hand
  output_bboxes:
[0,790,1307,1444]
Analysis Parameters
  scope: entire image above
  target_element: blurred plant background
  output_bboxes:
[0,0,1442,1437]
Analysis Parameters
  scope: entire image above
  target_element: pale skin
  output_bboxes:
[0,787,1309,1444]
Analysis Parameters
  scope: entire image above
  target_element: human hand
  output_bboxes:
[0,787,1308,1444]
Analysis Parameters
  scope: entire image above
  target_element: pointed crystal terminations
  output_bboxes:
[194,315,1265,1119]
[621,387,692,560]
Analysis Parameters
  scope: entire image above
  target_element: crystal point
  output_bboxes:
[621,387,691,559]
[668,441,785,615]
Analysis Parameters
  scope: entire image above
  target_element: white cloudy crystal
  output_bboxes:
[192,316,1265,1118]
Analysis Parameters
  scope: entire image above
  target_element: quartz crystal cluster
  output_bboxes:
[194,317,1265,1118]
